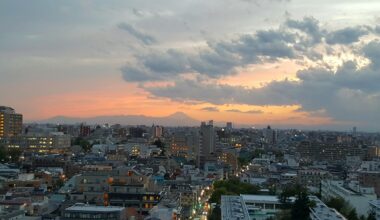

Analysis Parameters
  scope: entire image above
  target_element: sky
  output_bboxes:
[1,0,380,130]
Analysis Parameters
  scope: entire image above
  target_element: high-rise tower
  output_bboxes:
[0,106,23,137]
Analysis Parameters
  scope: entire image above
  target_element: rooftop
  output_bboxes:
[241,194,280,203]
[309,196,347,220]
[369,200,380,208]
[221,196,250,220]
[65,204,125,212]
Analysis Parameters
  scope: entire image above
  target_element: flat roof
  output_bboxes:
[241,194,279,203]
[369,200,380,208]
[241,194,296,203]
[221,196,250,220]
[66,204,125,212]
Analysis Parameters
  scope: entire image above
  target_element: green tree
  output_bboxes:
[347,209,359,220]
[0,146,22,163]
[152,138,164,148]
[275,210,291,220]
[0,145,7,162]
[326,197,346,213]
[291,190,311,220]
[209,178,260,204]
[55,178,65,190]
[209,188,230,204]
[238,157,250,167]
[367,210,376,220]
[7,148,21,162]
[152,138,166,155]
[279,184,305,205]
[208,206,221,220]
[73,137,92,152]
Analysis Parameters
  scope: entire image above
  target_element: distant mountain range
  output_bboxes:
[31,112,200,126]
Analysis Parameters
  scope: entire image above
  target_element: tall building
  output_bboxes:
[353,126,357,137]
[0,106,23,138]
[226,122,233,131]
[197,121,215,167]
[264,125,277,145]
[79,123,91,137]
[152,125,163,138]
[62,204,127,220]
[297,141,363,164]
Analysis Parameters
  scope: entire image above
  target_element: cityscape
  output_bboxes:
[1,1,380,220]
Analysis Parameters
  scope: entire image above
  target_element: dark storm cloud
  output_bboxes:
[326,26,369,44]
[118,22,157,45]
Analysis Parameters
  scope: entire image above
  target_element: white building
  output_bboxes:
[241,194,295,220]
[309,196,347,220]
[62,203,126,220]
[321,180,377,216]
[221,196,250,220]
[369,200,380,220]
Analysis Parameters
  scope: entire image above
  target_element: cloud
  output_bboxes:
[200,106,219,112]
[121,66,160,82]
[326,26,369,44]
[285,17,324,45]
[132,8,144,17]
[226,109,264,114]
[121,17,377,83]
[145,40,380,128]
[375,26,380,34]
[120,21,304,82]
[362,40,380,69]
[117,16,380,129]
[118,22,157,45]
[141,49,189,74]
[120,27,299,82]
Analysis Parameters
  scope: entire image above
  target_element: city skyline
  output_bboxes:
[1,1,380,130]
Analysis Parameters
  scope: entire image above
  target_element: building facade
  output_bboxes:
[0,106,22,138]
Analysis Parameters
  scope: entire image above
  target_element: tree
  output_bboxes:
[326,197,358,219]
[275,210,291,220]
[208,206,221,220]
[209,188,229,204]
[152,138,165,148]
[73,137,92,152]
[55,178,65,190]
[347,209,359,220]
[291,190,311,220]
[367,210,376,220]
[0,145,7,162]
[209,178,260,204]
[326,197,346,213]
[152,139,166,155]
[279,184,305,205]
[7,148,21,162]
[238,157,250,167]
[0,145,21,163]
